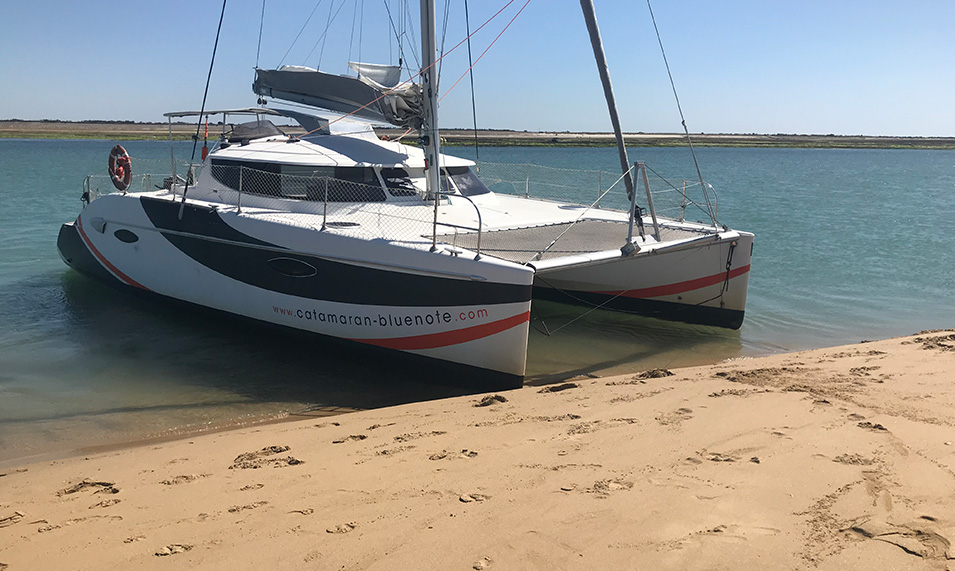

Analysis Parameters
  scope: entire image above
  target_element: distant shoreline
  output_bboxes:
[2,120,953,149]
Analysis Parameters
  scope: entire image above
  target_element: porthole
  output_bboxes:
[113,229,139,243]
[267,257,318,278]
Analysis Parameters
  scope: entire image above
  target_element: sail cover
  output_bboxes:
[253,65,422,129]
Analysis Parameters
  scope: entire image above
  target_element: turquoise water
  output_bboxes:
[1,139,953,463]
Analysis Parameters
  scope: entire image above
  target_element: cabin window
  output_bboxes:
[445,166,490,196]
[209,160,385,202]
[381,168,418,197]
[210,159,281,196]
[320,167,386,202]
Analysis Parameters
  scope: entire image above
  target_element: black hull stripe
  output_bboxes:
[533,287,745,330]
[57,223,125,286]
[141,197,532,307]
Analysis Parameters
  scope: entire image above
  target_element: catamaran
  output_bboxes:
[57,1,753,387]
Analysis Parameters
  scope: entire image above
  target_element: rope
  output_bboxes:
[646,0,717,224]
[179,0,228,215]
[533,275,639,334]
[438,0,531,104]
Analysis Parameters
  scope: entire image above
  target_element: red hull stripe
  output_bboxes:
[76,218,151,291]
[598,264,751,299]
[354,311,530,351]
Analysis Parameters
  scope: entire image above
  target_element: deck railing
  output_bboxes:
[475,161,719,228]
[83,159,720,261]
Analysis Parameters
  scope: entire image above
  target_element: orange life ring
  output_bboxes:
[108,145,132,191]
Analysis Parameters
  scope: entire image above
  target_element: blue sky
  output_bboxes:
[2,0,953,136]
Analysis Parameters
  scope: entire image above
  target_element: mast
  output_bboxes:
[579,0,634,201]
[420,0,442,211]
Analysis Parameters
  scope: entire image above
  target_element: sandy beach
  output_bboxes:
[2,330,954,570]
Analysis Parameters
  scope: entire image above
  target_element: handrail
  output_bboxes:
[435,191,484,260]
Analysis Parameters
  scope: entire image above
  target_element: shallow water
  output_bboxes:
[1,139,953,463]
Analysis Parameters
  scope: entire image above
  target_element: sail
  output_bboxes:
[253,65,422,129]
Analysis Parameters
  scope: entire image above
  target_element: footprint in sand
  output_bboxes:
[537,382,579,393]
[857,421,889,432]
[57,479,118,496]
[366,422,396,430]
[228,501,268,513]
[160,474,210,486]
[332,434,367,444]
[833,453,876,466]
[230,446,304,469]
[637,368,674,379]
[705,452,737,463]
[89,498,121,509]
[430,449,479,461]
[326,522,358,534]
[459,493,491,503]
[848,519,952,559]
[656,408,693,427]
[155,544,193,556]
[474,394,507,407]
[0,511,25,528]
[393,431,447,443]
[588,478,634,497]
[473,556,493,569]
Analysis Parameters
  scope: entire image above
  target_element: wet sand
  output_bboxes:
[2,330,954,569]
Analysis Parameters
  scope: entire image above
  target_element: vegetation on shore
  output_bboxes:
[2,120,954,149]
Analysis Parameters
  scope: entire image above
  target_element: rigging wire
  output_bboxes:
[179,0,228,215]
[255,0,266,68]
[349,0,358,63]
[437,0,530,104]
[278,0,325,67]
[437,0,452,88]
[348,0,365,67]
[464,0,480,165]
[646,0,717,224]
[400,0,421,71]
[305,0,351,68]
[302,0,519,135]
[317,0,338,69]
[383,0,404,66]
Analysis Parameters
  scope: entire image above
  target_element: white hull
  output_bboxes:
[532,231,753,328]
[59,192,534,384]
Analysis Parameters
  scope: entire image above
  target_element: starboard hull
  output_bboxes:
[532,233,753,329]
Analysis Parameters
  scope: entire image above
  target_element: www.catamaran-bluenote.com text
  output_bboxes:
[271,305,489,328]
